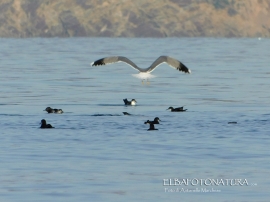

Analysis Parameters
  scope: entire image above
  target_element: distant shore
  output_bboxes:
[0,0,270,38]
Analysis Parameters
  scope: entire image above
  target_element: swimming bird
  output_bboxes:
[146,123,158,131]
[167,106,187,112]
[123,98,137,106]
[44,107,64,114]
[123,112,131,115]
[228,122,237,124]
[40,119,54,128]
[144,117,161,124]
[91,56,191,82]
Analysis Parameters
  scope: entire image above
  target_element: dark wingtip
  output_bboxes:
[91,59,105,66]
[179,63,191,74]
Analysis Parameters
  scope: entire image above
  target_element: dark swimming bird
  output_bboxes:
[40,119,54,128]
[144,117,161,124]
[44,107,64,114]
[167,106,187,112]
[146,123,158,131]
[123,98,137,106]
[91,56,191,81]
[123,112,131,115]
[228,122,237,124]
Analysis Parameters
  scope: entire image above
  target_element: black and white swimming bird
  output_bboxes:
[123,98,137,106]
[167,106,187,112]
[123,112,131,115]
[44,107,64,114]
[40,119,54,128]
[91,56,191,81]
[144,117,161,124]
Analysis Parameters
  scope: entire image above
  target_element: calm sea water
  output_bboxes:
[0,38,270,202]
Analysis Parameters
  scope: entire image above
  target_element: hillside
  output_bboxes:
[0,0,270,37]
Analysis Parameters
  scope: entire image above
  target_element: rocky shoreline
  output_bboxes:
[0,0,269,38]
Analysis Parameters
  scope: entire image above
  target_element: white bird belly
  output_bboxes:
[132,73,156,80]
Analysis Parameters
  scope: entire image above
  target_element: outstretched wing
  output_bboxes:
[146,56,191,73]
[91,56,143,72]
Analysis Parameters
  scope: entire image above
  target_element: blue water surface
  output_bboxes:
[0,38,270,202]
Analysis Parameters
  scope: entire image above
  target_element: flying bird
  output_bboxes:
[91,56,191,82]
